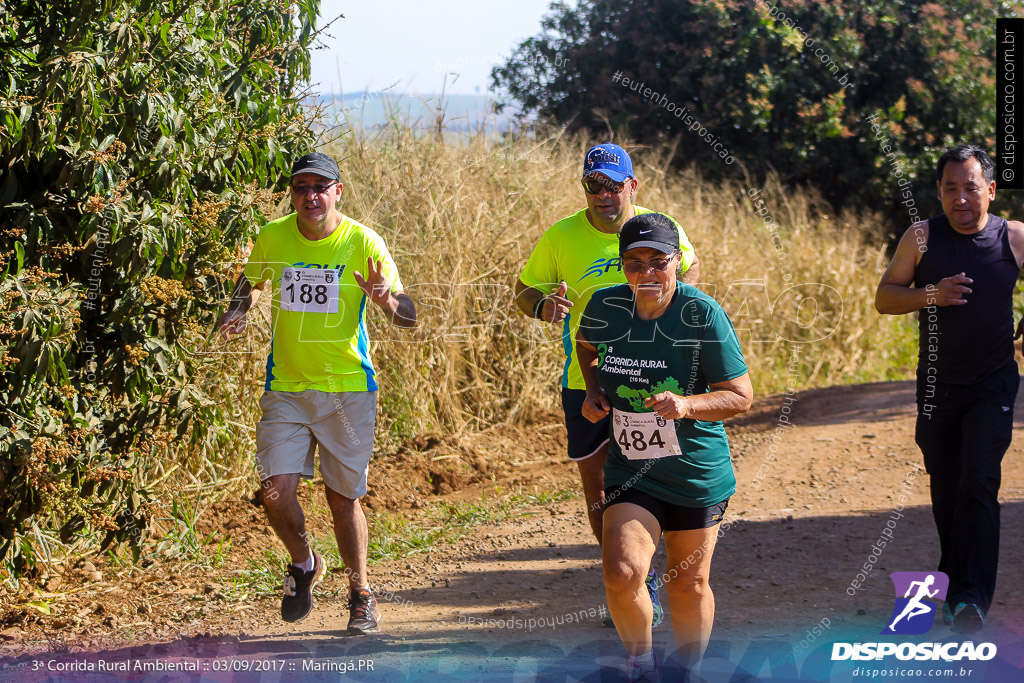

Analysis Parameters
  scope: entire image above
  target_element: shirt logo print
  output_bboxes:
[580,257,622,281]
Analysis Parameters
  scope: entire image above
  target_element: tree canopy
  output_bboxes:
[493,0,1023,226]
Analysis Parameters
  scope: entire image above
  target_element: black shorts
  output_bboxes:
[604,485,729,532]
[561,387,610,461]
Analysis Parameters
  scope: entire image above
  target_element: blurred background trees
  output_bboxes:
[492,0,1024,233]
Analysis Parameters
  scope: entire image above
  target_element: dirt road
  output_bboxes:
[3,381,1024,681]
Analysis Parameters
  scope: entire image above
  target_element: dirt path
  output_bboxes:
[3,381,1024,681]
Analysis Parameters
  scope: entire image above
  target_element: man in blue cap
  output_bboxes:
[515,143,700,629]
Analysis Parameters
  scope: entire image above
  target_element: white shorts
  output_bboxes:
[255,390,377,499]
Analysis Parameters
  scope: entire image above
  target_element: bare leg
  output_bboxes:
[576,443,609,545]
[325,486,369,591]
[260,473,310,564]
[663,525,721,671]
[603,502,661,656]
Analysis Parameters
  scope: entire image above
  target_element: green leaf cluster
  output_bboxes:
[0,0,321,579]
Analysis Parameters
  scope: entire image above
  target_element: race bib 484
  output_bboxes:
[612,409,682,460]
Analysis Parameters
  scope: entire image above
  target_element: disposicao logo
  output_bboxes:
[831,571,998,663]
[883,571,948,635]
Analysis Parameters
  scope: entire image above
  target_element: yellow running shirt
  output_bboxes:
[243,213,404,393]
[519,206,695,390]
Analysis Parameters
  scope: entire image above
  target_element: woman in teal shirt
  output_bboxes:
[577,212,753,682]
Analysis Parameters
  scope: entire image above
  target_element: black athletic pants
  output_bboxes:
[915,363,1018,614]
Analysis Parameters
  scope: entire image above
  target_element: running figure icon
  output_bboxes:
[888,575,940,631]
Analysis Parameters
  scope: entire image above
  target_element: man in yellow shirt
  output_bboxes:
[515,143,699,628]
[218,152,416,633]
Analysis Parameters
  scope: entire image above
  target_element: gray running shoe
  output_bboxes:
[347,586,382,634]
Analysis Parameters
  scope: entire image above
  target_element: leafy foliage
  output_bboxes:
[0,0,322,579]
[492,0,1024,228]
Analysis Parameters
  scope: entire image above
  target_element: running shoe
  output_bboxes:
[281,550,324,623]
[951,602,985,634]
[646,568,664,629]
[941,601,953,625]
[347,586,382,634]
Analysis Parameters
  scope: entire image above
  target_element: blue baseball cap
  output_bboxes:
[582,143,633,182]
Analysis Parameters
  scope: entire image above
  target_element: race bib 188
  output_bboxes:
[612,409,682,460]
[280,267,340,314]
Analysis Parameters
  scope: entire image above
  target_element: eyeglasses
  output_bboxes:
[622,257,675,274]
[291,182,337,195]
[582,178,626,195]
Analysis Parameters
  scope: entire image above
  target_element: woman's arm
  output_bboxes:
[644,372,753,421]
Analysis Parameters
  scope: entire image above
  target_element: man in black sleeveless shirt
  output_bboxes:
[875,145,1024,634]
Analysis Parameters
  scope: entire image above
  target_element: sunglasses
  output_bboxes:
[291,182,338,195]
[622,256,675,274]
[582,177,627,195]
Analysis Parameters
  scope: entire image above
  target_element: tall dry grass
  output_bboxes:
[162,123,919,496]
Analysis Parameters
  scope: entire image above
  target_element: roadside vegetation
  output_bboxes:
[2,119,921,595]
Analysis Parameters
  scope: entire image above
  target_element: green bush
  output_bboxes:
[0,0,322,580]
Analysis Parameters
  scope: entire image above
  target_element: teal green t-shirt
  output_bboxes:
[579,283,748,507]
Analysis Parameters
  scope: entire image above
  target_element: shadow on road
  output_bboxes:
[731,380,1024,431]
[4,487,1024,681]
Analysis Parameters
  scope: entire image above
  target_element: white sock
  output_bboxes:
[630,649,655,671]
[292,554,314,572]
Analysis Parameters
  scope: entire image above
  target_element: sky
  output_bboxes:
[308,0,563,97]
